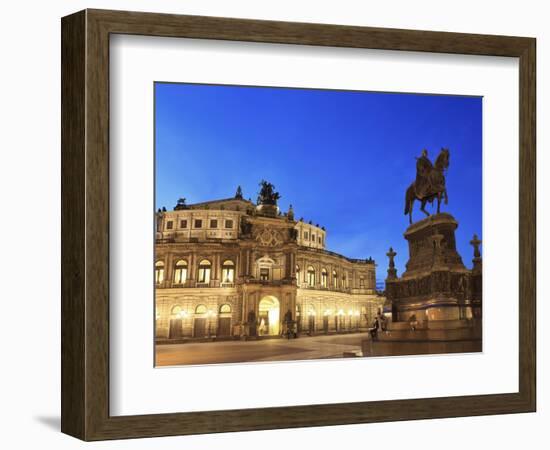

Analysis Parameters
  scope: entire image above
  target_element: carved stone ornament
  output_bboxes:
[255,227,283,247]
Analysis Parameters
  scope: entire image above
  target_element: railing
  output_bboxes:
[300,246,376,265]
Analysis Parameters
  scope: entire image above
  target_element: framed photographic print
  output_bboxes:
[61,9,536,441]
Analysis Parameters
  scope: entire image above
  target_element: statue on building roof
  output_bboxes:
[174,198,187,210]
[257,180,281,206]
[235,185,243,199]
[287,204,295,221]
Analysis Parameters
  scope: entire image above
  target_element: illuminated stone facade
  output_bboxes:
[155,189,383,340]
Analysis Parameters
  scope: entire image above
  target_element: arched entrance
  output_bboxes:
[258,296,280,336]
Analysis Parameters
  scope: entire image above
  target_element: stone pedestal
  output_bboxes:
[255,203,279,217]
[402,212,466,277]
[385,213,480,324]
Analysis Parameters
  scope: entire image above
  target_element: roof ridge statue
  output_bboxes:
[404,148,450,224]
[257,180,280,206]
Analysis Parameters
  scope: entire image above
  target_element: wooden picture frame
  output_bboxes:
[61,9,536,441]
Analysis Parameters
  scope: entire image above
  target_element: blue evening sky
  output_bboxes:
[155,83,482,282]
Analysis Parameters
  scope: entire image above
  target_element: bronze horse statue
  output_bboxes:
[404,148,450,224]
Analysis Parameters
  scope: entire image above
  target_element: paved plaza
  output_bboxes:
[156,332,369,366]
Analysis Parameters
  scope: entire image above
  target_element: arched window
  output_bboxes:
[173,260,188,284]
[221,260,235,283]
[155,261,164,284]
[195,304,207,314]
[307,266,316,287]
[219,303,232,314]
[332,270,338,288]
[170,305,188,318]
[321,268,328,288]
[197,259,211,284]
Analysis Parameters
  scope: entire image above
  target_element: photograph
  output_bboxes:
[153,82,483,367]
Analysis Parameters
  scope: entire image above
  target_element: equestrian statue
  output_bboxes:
[404,148,450,224]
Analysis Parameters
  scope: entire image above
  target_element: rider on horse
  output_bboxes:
[405,148,450,224]
[415,149,433,198]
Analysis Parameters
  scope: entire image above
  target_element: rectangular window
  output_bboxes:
[180,219,187,228]
[318,236,322,244]
[311,234,315,242]
[260,268,269,281]
[304,232,309,240]
[194,219,202,228]
[174,267,187,284]
[198,267,211,283]
[166,221,173,230]
[225,219,233,229]
[210,219,218,228]
[155,268,164,284]
[222,267,235,283]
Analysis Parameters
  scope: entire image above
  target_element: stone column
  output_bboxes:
[189,252,196,287]
[166,253,174,287]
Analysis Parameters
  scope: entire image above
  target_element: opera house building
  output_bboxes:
[155,184,384,341]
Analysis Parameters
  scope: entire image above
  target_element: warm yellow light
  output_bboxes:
[178,310,188,319]
[324,309,331,316]
[354,311,360,316]
[338,309,344,316]
[348,309,353,316]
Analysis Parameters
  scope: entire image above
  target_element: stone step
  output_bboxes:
[362,339,482,357]
[386,318,479,332]
[376,326,481,342]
